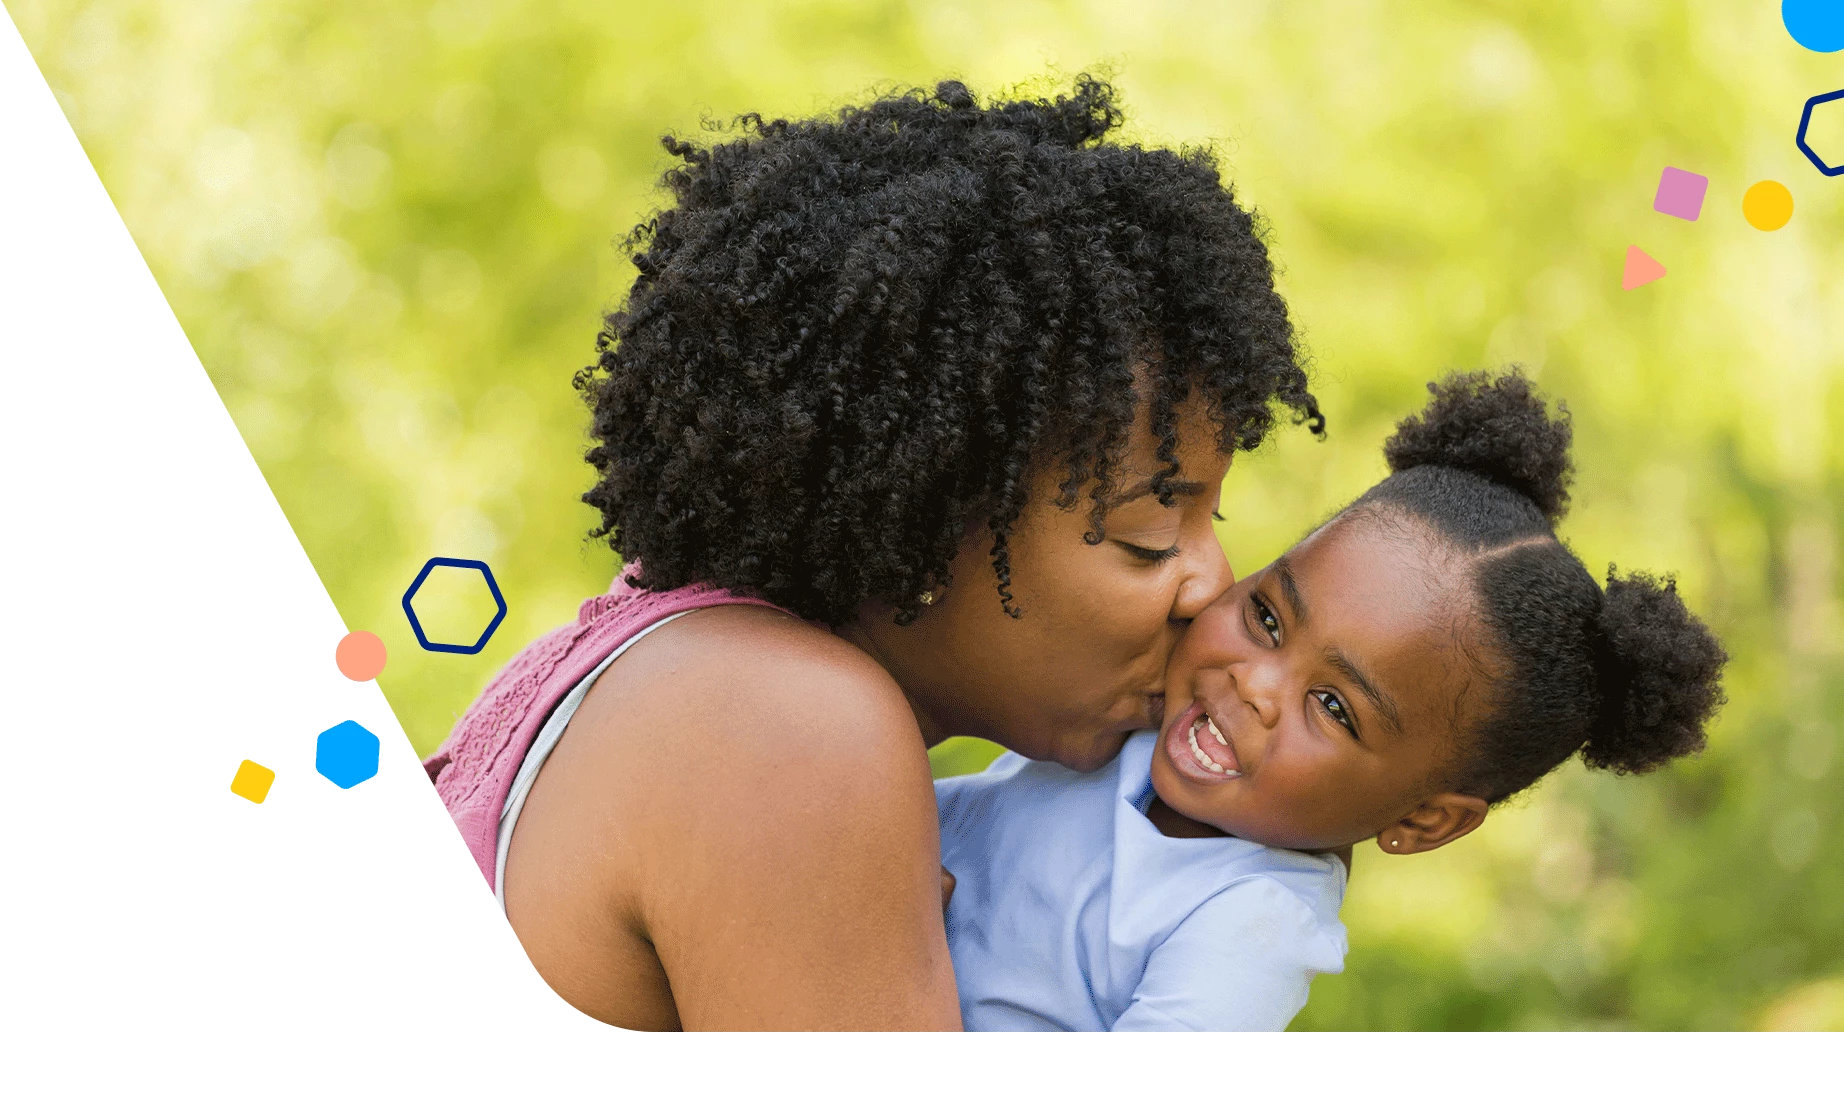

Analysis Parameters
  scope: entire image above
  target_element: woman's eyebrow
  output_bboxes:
[1324,647,1403,734]
[1110,477,1211,504]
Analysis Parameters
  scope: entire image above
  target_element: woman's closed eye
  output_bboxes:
[1118,540,1181,564]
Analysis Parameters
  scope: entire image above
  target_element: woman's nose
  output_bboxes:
[1172,528,1235,622]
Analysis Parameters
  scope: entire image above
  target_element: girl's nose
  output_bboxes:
[1231,658,1283,729]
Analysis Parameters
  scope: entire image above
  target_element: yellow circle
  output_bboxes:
[1743,180,1794,231]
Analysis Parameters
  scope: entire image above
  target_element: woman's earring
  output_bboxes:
[1390,839,1400,849]
[918,590,938,607]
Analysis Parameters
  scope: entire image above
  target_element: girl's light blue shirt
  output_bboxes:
[936,730,1348,1031]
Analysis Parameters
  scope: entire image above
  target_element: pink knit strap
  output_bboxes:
[423,570,790,888]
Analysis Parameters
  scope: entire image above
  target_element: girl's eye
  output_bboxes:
[1315,690,1357,737]
[1120,542,1181,564]
[1251,597,1281,645]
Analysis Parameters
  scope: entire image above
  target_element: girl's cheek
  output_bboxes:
[1161,654,1197,722]
[1161,661,1197,710]
[1187,602,1244,667]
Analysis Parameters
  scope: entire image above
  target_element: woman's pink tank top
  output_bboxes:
[423,569,790,888]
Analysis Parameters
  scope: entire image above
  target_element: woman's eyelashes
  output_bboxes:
[1119,540,1182,564]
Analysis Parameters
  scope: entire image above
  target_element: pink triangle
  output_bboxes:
[1622,245,1666,290]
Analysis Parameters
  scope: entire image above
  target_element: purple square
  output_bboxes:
[1653,166,1708,221]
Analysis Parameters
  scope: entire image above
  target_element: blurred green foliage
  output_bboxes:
[14,0,1842,1030]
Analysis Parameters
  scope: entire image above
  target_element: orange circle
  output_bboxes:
[336,630,387,681]
[1742,180,1794,231]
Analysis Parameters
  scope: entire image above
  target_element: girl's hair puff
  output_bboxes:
[1350,370,1726,803]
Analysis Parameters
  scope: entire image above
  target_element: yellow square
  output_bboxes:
[230,760,275,804]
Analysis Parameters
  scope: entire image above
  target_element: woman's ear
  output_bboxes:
[1376,792,1488,855]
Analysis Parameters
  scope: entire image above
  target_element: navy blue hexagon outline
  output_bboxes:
[402,557,508,655]
[1796,88,1844,177]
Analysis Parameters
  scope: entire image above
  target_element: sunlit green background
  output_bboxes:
[15,0,1843,1030]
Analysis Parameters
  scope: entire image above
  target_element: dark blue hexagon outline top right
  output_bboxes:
[1796,89,1844,177]
[402,556,508,654]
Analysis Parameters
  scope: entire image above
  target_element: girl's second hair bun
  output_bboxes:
[1383,368,1575,524]
[1582,568,1728,775]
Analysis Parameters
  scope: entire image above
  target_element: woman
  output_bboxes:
[425,77,1321,1029]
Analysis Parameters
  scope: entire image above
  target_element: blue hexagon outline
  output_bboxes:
[401,556,508,655]
[1796,88,1844,177]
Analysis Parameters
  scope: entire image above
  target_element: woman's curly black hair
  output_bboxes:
[575,77,1321,625]
[1349,370,1728,802]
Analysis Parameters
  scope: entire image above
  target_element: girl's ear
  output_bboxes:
[1376,793,1488,855]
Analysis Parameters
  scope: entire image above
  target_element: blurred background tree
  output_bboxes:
[11,0,1842,1030]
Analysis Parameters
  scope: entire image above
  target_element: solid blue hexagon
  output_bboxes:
[1796,88,1844,177]
[316,720,379,789]
[401,556,508,655]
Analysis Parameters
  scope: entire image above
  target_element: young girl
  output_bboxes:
[936,369,1727,1031]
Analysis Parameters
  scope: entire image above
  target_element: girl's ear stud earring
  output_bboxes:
[1390,839,1400,849]
[919,590,939,607]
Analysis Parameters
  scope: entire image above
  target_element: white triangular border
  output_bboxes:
[8,28,424,767]
[10,19,623,1032]
[8,26,418,756]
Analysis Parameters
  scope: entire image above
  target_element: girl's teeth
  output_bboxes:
[1187,721,1226,773]
[1186,716,1241,778]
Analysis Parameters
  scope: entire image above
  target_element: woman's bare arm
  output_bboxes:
[504,606,961,1031]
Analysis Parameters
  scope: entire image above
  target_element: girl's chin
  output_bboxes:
[1148,744,1211,803]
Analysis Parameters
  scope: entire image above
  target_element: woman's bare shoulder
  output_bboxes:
[553,603,934,837]
[611,604,921,751]
[540,604,956,1029]
[504,603,956,1030]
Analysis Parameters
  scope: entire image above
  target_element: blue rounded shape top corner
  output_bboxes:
[1784,1,1844,54]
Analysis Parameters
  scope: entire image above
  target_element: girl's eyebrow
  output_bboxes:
[1273,556,1309,624]
[1275,553,1404,734]
[1325,647,1403,734]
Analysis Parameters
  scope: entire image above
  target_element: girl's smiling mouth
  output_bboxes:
[1163,701,1243,783]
